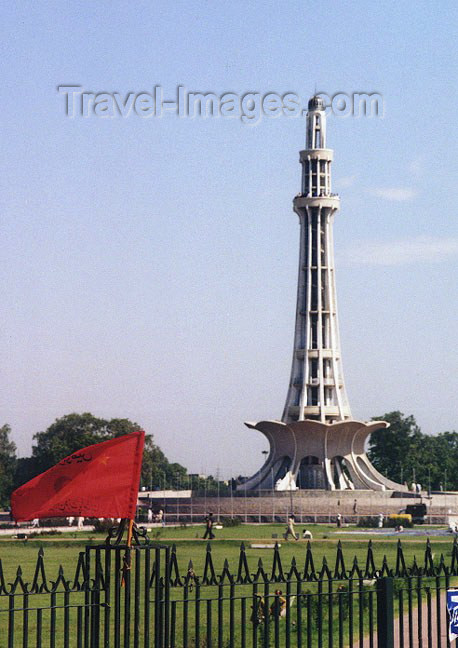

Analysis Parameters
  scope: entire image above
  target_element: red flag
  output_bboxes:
[11,431,145,522]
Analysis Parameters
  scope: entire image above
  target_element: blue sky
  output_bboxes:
[1,1,457,478]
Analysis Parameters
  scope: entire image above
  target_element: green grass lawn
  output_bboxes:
[0,523,453,582]
[0,525,454,647]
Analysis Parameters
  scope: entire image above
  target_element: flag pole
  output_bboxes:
[122,518,135,587]
[126,518,134,547]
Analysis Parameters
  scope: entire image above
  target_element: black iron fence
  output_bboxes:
[0,538,457,647]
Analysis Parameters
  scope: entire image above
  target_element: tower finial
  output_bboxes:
[306,95,326,148]
[307,95,325,111]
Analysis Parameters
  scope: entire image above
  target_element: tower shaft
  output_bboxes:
[283,99,351,424]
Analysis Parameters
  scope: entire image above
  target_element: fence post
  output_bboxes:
[154,547,162,648]
[377,577,394,648]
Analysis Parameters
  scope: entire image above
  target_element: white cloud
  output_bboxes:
[369,187,416,201]
[340,236,458,266]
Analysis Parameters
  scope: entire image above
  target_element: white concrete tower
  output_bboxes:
[282,95,351,424]
[239,96,407,492]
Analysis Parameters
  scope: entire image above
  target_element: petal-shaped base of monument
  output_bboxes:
[238,419,407,492]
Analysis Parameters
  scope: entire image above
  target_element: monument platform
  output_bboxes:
[145,489,458,525]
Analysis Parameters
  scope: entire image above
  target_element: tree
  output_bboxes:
[139,443,187,490]
[425,431,458,491]
[13,457,37,492]
[0,424,17,506]
[368,411,423,485]
[31,413,141,473]
[368,411,458,491]
[15,413,189,491]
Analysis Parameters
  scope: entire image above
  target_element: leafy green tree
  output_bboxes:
[368,411,423,485]
[368,411,457,491]
[0,424,17,506]
[425,431,458,491]
[140,443,187,490]
[13,457,37,492]
[31,413,140,473]
[15,413,189,491]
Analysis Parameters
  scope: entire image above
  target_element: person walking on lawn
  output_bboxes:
[203,512,215,539]
[284,514,299,540]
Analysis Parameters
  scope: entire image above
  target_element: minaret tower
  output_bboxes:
[239,96,406,492]
[282,95,351,424]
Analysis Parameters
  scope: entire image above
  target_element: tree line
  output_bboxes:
[0,410,456,507]
[367,411,458,492]
[0,413,226,508]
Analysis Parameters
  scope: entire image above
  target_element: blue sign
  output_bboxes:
[447,590,458,642]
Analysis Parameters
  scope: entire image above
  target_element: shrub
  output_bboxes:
[29,529,61,538]
[222,517,242,527]
[356,516,379,528]
[41,517,68,527]
[92,518,117,533]
[385,514,413,528]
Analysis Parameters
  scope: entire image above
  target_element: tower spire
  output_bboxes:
[239,97,406,492]
[282,96,351,424]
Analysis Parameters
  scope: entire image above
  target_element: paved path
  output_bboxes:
[353,591,449,648]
